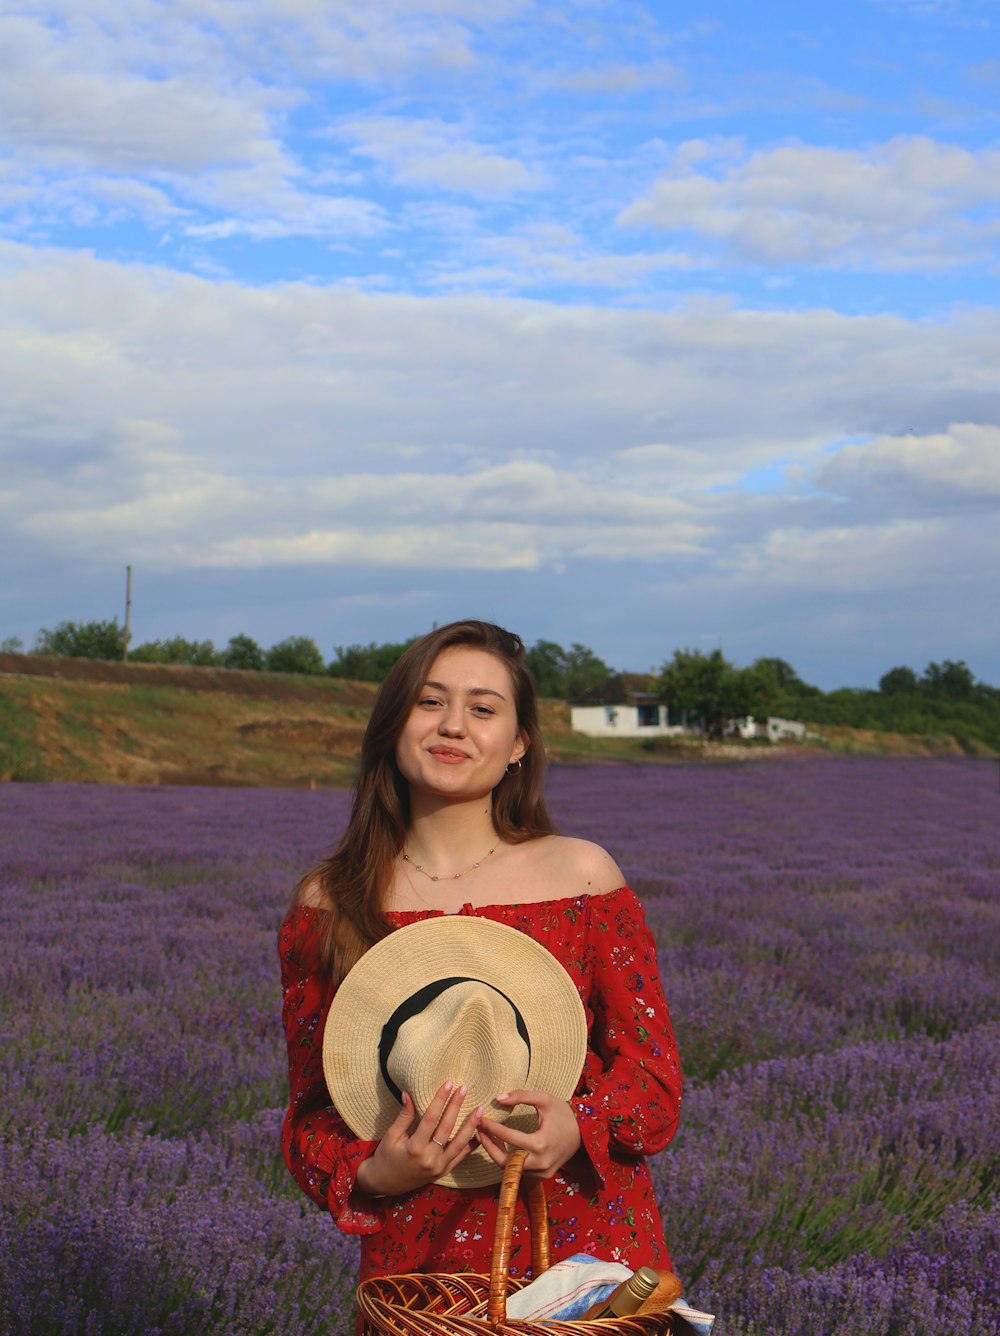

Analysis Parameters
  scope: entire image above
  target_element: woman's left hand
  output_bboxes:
[476,1090,581,1179]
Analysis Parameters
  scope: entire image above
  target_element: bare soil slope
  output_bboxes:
[0,653,379,786]
[0,653,967,786]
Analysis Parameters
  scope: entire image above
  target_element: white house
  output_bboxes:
[570,690,691,739]
[570,675,808,742]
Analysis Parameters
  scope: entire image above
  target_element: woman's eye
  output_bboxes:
[471,705,495,716]
[419,696,442,707]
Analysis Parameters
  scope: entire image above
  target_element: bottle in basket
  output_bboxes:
[581,1265,660,1320]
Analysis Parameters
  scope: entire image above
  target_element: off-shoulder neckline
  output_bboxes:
[289,885,633,920]
[387,885,632,918]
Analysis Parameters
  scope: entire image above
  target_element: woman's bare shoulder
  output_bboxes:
[294,872,331,910]
[525,835,625,898]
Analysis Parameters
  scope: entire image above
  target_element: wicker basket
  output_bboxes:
[357,1151,676,1335]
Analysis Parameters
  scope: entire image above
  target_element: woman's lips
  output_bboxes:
[428,746,468,762]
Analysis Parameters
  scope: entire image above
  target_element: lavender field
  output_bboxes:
[2,758,998,1335]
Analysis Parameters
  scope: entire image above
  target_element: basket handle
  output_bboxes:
[487,1150,550,1330]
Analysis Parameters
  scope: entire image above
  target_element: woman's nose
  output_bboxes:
[438,703,466,735]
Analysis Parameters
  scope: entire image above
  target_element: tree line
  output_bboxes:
[655,647,999,753]
[6,619,624,691]
[4,619,998,753]
[4,620,416,680]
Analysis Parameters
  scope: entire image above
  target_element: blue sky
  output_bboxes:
[2,0,998,689]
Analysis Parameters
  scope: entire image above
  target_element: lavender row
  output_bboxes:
[1,758,997,1333]
[698,1194,1000,1336]
[0,1123,360,1335]
[657,1023,999,1279]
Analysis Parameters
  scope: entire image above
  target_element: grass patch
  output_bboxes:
[0,687,45,780]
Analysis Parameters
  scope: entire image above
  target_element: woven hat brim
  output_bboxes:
[323,915,587,1189]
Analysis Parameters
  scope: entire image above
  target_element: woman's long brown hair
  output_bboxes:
[296,619,555,985]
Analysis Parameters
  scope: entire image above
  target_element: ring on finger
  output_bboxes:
[431,1136,448,1149]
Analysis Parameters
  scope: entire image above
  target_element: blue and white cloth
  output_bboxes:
[503,1253,715,1330]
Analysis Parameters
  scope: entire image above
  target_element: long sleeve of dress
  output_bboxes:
[279,905,383,1234]
[571,889,682,1188]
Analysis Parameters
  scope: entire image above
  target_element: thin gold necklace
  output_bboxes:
[401,844,497,882]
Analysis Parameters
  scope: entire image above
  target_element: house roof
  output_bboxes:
[569,671,660,706]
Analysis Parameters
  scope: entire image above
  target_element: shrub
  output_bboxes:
[264,636,325,675]
[35,619,126,660]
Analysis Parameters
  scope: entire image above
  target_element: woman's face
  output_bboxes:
[394,646,527,803]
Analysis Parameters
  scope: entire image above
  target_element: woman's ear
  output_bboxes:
[509,731,529,765]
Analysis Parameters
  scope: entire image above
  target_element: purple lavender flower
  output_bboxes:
[1,759,997,1333]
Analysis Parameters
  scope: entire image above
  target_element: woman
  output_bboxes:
[279,619,682,1286]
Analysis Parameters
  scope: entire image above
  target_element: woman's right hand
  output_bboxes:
[354,1081,481,1198]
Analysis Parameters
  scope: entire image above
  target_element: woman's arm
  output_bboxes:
[574,886,682,1179]
[279,906,384,1233]
[479,850,681,1183]
[281,905,484,1215]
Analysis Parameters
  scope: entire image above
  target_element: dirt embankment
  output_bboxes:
[0,652,377,706]
[0,653,379,786]
[0,653,976,787]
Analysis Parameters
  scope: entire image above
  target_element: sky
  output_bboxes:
[1,0,999,691]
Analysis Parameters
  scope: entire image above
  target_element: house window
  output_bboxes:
[605,707,618,726]
[636,703,660,727]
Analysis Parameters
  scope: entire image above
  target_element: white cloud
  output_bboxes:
[2,0,998,684]
[619,135,1000,269]
[0,14,280,173]
[816,422,1000,507]
[10,443,710,573]
[216,0,527,82]
[4,0,521,87]
[340,117,546,196]
[2,242,998,471]
[179,163,387,241]
[0,247,997,670]
[968,59,1000,84]
[555,59,687,94]
[720,515,994,595]
[0,8,425,238]
[426,229,695,292]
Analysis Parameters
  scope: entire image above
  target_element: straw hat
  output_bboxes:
[323,916,588,1189]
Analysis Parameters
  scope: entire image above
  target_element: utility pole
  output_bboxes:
[123,565,132,661]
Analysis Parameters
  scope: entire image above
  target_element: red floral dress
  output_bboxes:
[279,887,682,1283]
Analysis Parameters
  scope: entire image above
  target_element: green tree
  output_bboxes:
[879,665,919,695]
[130,637,219,666]
[220,634,265,671]
[328,639,416,682]
[525,640,566,697]
[736,661,782,719]
[561,644,614,701]
[524,639,613,699]
[751,657,801,694]
[922,659,975,702]
[265,635,325,675]
[35,619,126,660]
[129,642,162,664]
[658,647,743,738]
[0,636,24,653]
